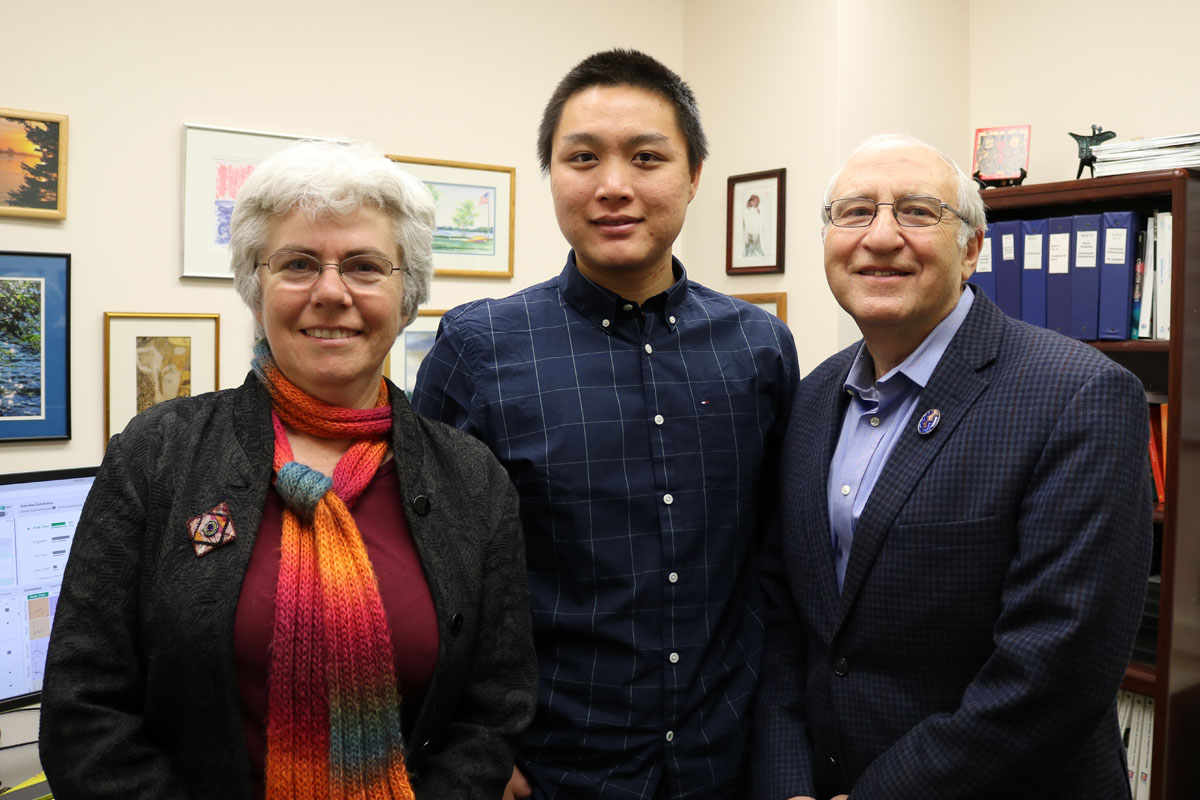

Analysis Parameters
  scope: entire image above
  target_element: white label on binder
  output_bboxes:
[1001,233,1015,260]
[1048,232,1070,274]
[1024,234,1043,270]
[1076,230,1099,268]
[1105,228,1128,264]
[977,238,993,272]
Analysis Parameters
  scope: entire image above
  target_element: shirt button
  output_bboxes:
[668,571,679,583]
[669,652,680,664]
[601,319,611,328]
[654,414,665,425]
[668,315,676,324]
[644,344,653,354]
[622,303,633,311]
[833,656,850,676]
[869,416,880,427]
[665,730,675,742]
[663,493,674,505]
[840,484,851,496]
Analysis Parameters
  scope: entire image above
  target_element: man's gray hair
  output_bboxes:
[820,133,987,248]
[228,139,436,338]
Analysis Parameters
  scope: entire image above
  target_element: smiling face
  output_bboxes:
[549,84,701,298]
[824,144,980,368]
[255,205,405,408]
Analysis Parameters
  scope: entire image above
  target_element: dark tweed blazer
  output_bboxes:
[39,373,536,799]
[753,290,1152,799]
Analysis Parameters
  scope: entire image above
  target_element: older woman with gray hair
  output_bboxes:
[40,140,535,800]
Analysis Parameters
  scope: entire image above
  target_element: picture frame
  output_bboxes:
[103,312,220,444]
[385,309,444,396]
[727,168,785,274]
[732,292,788,324]
[387,156,514,279]
[182,124,321,279]
[0,251,71,441]
[0,108,68,220]
[972,125,1030,181]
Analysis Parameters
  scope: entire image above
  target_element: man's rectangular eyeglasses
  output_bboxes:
[256,251,398,287]
[825,196,970,228]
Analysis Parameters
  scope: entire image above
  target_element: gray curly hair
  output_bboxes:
[229,139,436,338]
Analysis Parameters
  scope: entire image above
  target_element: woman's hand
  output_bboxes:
[502,765,531,799]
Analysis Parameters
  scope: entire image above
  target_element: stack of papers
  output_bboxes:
[1092,133,1200,176]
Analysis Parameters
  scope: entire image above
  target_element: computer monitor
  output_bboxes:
[0,466,97,712]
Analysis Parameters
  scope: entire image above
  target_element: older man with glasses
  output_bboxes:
[752,134,1152,800]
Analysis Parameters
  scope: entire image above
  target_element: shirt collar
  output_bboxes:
[557,251,689,333]
[844,285,976,395]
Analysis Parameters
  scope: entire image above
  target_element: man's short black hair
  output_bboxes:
[537,48,708,175]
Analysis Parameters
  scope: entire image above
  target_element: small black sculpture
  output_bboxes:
[1069,125,1117,179]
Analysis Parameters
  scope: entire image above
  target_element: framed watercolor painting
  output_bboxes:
[732,292,788,323]
[103,312,220,443]
[181,124,326,279]
[0,109,68,220]
[727,168,785,274]
[387,156,514,278]
[385,309,444,396]
[0,251,71,441]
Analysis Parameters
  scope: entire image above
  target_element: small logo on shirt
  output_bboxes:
[916,408,941,435]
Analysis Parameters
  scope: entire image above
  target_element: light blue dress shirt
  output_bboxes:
[827,286,976,589]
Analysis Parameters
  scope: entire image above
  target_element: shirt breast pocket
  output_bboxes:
[694,391,768,499]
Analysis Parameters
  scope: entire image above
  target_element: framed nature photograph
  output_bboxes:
[104,312,219,443]
[388,156,514,278]
[972,125,1030,181]
[0,108,68,220]
[386,309,444,396]
[733,292,788,323]
[182,124,323,279]
[0,251,71,441]
[727,168,785,274]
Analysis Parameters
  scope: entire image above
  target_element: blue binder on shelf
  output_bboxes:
[990,219,1023,318]
[1069,213,1102,339]
[1046,216,1073,336]
[1098,211,1140,340]
[1020,218,1048,328]
[969,232,996,300]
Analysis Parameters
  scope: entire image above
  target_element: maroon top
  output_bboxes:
[234,458,439,794]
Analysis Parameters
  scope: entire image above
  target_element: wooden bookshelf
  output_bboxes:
[982,169,1200,800]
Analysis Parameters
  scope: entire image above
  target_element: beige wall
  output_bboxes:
[0,0,685,473]
[8,0,1199,474]
[683,0,971,371]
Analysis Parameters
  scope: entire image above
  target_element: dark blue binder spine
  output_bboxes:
[1020,218,1048,328]
[1069,214,1103,339]
[1045,216,1073,336]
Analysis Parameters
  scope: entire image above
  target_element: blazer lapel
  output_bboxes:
[834,291,1004,626]
[796,351,856,630]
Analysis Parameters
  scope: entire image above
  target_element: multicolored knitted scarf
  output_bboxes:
[252,340,415,800]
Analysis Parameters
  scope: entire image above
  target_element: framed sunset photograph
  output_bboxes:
[0,109,68,220]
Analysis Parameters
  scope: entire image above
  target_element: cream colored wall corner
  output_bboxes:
[681,0,971,374]
[0,0,684,474]
[968,0,1200,183]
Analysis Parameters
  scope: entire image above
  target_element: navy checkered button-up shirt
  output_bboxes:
[412,254,798,799]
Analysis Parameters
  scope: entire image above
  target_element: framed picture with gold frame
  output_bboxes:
[385,309,444,396]
[733,291,787,323]
[387,155,514,278]
[104,313,220,444]
[0,108,68,220]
